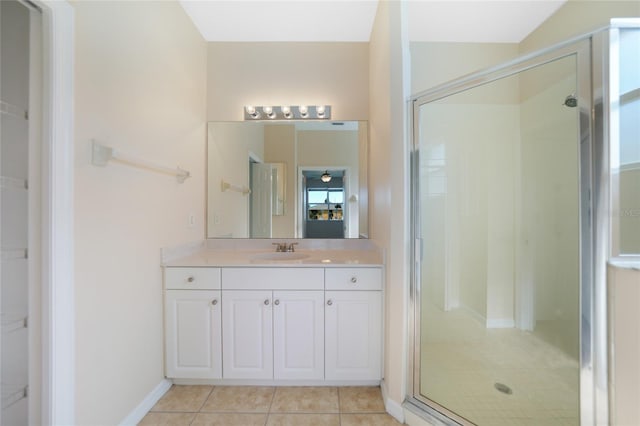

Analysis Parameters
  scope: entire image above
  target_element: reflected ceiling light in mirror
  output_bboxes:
[321,170,332,182]
[244,105,330,120]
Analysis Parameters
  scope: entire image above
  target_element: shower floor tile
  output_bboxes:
[420,304,580,426]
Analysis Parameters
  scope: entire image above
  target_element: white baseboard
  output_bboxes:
[119,379,172,426]
[381,379,405,423]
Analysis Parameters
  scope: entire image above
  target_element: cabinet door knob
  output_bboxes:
[350,276,358,283]
[327,299,333,306]
[187,276,195,283]
[264,299,270,305]
[274,299,280,306]
[211,299,218,306]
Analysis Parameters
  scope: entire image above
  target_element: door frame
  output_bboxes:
[297,166,351,238]
[30,1,75,424]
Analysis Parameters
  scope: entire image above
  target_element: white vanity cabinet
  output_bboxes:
[325,268,383,381]
[221,290,273,379]
[163,264,382,383]
[273,290,325,380]
[164,268,222,379]
[221,268,325,380]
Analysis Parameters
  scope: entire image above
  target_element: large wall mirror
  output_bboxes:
[207,121,368,239]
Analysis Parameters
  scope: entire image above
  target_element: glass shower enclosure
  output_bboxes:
[409,21,639,426]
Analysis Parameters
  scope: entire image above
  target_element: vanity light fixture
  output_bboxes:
[243,105,331,120]
[321,170,332,183]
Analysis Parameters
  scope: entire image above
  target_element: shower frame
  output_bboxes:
[406,22,638,426]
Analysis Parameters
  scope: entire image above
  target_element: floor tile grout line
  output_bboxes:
[337,387,342,426]
[264,385,277,426]
[189,385,215,426]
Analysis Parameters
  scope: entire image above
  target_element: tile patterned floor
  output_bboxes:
[139,385,403,426]
[420,304,580,426]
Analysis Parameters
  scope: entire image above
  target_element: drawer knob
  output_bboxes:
[264,299,270,306]
[327,299,333,306]
[274,299,280,306]
[211,299,218,306]
[350,276,358,283]
[187,276,195,283]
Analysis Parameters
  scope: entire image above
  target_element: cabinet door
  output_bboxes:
[222,290,273,379]
[273,291,324,380]
[165,290,222,379]
[325,291,382,381]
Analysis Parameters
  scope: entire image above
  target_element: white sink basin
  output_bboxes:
[251,252,310,262]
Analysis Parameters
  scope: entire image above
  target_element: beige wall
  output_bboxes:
[207,42,369,121]
[520,0,640,54]
[607,265,640,426]
[73,1,206,424]
[608,264,640,426]
[411,42,519,94]
[369,0,410,414]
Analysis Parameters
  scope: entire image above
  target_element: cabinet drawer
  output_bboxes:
[325,267,382,291]
[165,267,221,290]
[222,268,324,290]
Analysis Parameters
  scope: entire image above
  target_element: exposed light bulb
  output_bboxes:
[321,171,332,182]
[299,105,308,117]
[316,105,326,117]
[282,106,292,118]
[245,105,260,119]
[263,106,276,119]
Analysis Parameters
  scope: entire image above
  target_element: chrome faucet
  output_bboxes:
[272,243,287,252]
[272,242,298,252]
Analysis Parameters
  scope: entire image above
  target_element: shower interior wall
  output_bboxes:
[418,51,579,359]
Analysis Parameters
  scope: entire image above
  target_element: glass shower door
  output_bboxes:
[414,52,586,426]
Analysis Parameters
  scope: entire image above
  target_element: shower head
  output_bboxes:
[563,94,578,108]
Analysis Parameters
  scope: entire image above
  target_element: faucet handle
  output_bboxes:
[287,242,299,252]
[272,242,286,252]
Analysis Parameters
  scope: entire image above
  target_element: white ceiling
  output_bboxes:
[180,0,567,43]
[179,0,379,42]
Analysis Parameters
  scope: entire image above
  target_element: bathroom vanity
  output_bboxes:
[162,241,384,385]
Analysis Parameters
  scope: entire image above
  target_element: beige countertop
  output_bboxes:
[163,248,384,268]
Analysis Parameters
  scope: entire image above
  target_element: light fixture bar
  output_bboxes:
[244,105,331,120]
